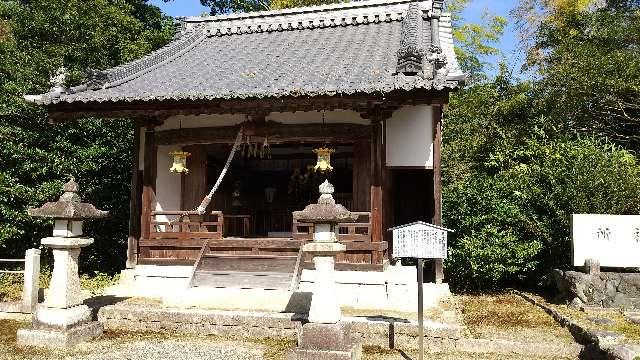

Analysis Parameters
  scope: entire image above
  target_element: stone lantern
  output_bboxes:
[291,180,361,359]
[18,178,107,347]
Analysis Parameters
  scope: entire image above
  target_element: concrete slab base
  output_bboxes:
[106,264,453,313]
[17,321,103,348]
[163,287,310,312]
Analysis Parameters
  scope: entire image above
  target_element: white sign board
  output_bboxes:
[392,222,449,259]
[572,214,640,267]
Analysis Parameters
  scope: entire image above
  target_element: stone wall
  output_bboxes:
[552,269,640,309]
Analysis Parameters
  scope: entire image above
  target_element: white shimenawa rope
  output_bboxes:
[195,128,244,215]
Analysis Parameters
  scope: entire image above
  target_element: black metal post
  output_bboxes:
[417,258,424,360]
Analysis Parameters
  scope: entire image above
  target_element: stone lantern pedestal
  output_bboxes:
[17,179,107,347]
[291,180,362,360]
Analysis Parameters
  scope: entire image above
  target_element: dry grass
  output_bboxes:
[0,321,295,360]
[363,348,576,360]
[0,272,52,303]
[0,274,24,302]
[251,337,297,360]
[460,293,574,343]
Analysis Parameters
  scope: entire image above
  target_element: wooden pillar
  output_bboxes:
[126,124,142,268]
[432,105,444,283]
[140,123,158,260]
[370,115,384,265]
[352,140,371,212]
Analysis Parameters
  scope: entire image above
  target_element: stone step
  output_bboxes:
[98,304,463,343]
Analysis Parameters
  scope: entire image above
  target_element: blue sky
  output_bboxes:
[149,0,523,73]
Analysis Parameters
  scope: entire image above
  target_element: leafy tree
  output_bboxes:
[515,0,640,148]
[443,69,640,290]
[0,0,173,272]
[197,0,341,15]
[446,0,507,82]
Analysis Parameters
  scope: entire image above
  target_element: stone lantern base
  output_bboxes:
[17,321,103,348]
[17,237,103,347]
[291,322,362,360]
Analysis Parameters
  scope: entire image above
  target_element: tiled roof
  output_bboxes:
[26,0,465,106]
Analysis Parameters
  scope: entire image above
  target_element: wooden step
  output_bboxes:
[199,254,298,273]
[188,243,304,291]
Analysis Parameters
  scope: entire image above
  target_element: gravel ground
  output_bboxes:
[363,350,577,360]
[1,338,268,360]
[74,339,265,360]
[0,320,282,360]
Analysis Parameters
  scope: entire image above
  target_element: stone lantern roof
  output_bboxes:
[293,180,357,224]
[28,178,108,220]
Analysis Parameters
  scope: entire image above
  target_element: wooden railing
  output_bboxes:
[292,212,372,242]
[292,212,386,268]
[140,210,386,269]
[150,211,224,239]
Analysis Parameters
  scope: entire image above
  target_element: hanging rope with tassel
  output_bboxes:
[194,127,244,215]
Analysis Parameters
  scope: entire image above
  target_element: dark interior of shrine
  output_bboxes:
[205,143,354,237]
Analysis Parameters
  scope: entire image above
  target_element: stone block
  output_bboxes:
[43,246,86,309]
[584,258,601,275]
[554,269,640,310]
[624,311,640,324]
[293,322,362,360]
[299,323,354,351]
[605,344,640,360]
[17,321,102,348]
[592,330,625,347]
[22,248,41,313]
[53,220,84,238]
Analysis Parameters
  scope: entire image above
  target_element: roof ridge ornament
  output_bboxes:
[49,67,68,96]
[396,3,424,76]
[424,0,449,84]
[86,69,108,90]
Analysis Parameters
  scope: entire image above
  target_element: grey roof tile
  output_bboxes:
[27,0,464,106]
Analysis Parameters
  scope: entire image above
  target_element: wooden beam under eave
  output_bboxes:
[155,123,372,146]
[45,90,451,123]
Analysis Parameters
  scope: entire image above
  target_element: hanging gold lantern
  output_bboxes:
[313,146,335,173]
[169,150,191,174]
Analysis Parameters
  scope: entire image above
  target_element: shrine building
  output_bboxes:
[25,0,464,309]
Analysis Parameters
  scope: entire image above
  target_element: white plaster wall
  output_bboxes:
[572,214,640,267]
[155,145,183,223]
[385,105,434,168]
